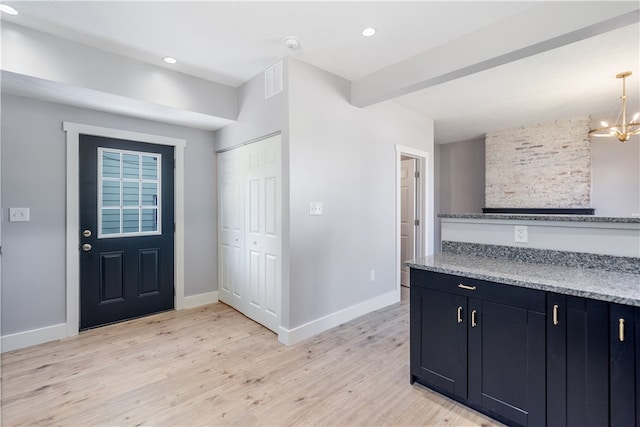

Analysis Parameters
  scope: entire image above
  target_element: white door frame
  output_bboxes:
[64,122,186,338]
[400,157,417,287]
[395,144,432,293]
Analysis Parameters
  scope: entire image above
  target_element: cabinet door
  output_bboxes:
[410,286,468,397]
[566,297,609,426]
[469,299,546,427]
[547,294,609,427]
[546,293,567,427]
[610,304,638,426]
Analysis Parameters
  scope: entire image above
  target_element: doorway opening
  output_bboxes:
[396,145,431,292]
[400,155,418,288]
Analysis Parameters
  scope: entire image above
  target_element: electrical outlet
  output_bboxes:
[309,202,323,216]
[514,225,528,243]
[370,270,375,281]
[9,207,30,222]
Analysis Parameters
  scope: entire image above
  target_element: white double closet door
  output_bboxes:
[217,134,281,333]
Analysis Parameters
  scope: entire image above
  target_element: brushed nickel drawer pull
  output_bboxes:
[458,284,476,291]
[553,304,559,326]
[457,306,463,323]
[471,310,477,328]
[619,318,625,342]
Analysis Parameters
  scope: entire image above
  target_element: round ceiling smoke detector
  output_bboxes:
[283,37,300,50]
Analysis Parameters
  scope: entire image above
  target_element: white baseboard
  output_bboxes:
[2,290,391,352]
[182,291,219,309]
[1,323,67,353]
[278,289,400,346]
[1,293,218,353]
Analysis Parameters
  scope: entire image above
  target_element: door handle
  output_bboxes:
[471,310,477,328]
[82,243,92,252]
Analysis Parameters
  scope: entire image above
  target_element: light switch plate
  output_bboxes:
[9,207,30,222]
[309,202,323,216]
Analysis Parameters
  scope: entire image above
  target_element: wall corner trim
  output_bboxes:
[182,291,219,309]
[277,290,399,346]
[1,323,67,353]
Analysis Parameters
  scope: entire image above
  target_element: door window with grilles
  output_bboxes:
[98,148,162,238]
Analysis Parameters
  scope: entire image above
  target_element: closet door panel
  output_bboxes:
[217,134,282,333]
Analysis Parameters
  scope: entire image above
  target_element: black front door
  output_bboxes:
[79,134,174,330]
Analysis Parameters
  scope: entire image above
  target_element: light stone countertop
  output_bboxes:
[438,213,640,223]
[406,253,640,307]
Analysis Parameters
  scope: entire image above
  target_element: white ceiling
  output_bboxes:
[1,1,639,144]
[397,22,640,143]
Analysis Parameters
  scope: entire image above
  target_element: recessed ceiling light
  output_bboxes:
[0,4,19,15]
[163,57,177,64]
[362,27,376,37]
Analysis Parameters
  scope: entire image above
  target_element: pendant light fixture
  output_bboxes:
[588,71,640,142]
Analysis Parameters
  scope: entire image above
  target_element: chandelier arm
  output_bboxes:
[588,125,621,135]
[589,71,638,142]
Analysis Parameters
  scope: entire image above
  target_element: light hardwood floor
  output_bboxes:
[1,288,501,426]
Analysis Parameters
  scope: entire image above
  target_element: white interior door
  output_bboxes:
[218,148,245,308]
[217,134,281,333]
[400,158,416,287]
[245,136,281,332]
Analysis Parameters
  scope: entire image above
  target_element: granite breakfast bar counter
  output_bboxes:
[406,252,640,307]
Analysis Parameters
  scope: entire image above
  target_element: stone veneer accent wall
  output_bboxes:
[485,117,591,208]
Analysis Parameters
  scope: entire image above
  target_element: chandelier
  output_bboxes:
[588,71,640,142]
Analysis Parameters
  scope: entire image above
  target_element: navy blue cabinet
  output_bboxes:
[609,304,640,427]
[411,268,639,427]
[546,294,609,427]
[410,285,468,396]
[410,269,546,427]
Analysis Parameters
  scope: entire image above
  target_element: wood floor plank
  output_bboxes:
[1,288,502,426]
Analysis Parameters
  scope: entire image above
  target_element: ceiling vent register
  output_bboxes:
[265,60,283,100]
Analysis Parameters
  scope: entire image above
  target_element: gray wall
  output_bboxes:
[287,59,433,328]
[591,136,640,217]
[435,138,485,253]
[215,58,434,331]
[438,138,486,214]
[1,94,217,336]
[214,61,287,152]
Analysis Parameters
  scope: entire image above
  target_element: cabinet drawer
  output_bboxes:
[410,269,545,313]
